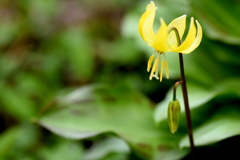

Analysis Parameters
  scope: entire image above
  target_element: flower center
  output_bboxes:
[147,51,169,82]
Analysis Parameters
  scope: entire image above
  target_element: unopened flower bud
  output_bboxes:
[168,99,181,134]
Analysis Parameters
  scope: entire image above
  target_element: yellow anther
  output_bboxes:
[165,60,169,79]
[149,56,160,80]
[147,55,155,72]
[160,60,165,82]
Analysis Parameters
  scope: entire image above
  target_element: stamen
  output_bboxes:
[153,55,160,79]
[149,56,160,80]
[147,55,155,72]
[160,60,165,82]
[165,60,169,79]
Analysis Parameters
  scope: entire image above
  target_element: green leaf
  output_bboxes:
[0,83,36,121]
[0,124,39,158]
[0,127,19,156]
[57,28,94,81]
[83,137,130,160]
[191,0,240,44]
[37,84,185,158]
[38,139,83,160]
[155,149,189,160]
[180,109,240,148]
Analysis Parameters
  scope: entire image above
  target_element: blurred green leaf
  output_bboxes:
[0,83,36,121]
[83,137,130,160]
[180,109,240,148]
[0,127,19,156]
[0,56,19,79]
[15,73,51,101]
[38,138,83,160]
[0,22,19,46]
[155,149,189,160]
[0,124,39,159]
[14,124,39,152]
[37,84,185,158]
[17,0,58,36]
[57,28,94,81]
[98,38,140,65]
[191,0,240,44]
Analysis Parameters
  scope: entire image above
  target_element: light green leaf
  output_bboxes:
[37,84,184,158]
[83,137,130,160]
[180,109,240,148]
[155,149,189,160]
[38,139,83,160]
[191,0,240,44]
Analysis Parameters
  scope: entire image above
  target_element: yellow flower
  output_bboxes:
[138,1,202,81]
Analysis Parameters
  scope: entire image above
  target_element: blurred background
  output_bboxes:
[1,0,240,159]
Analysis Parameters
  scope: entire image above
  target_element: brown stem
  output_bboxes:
[169,27,195,153]
[173,81,183,101]
[179,53,195,153]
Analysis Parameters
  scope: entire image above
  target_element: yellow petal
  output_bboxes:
[147,55,155,72]
[180,20,202,54]
[149,56,160,80]
[138,1,156,45]
[151,18,170,52]
[146,1,155,11]
[171,17,196,53]
[168,15,186,49]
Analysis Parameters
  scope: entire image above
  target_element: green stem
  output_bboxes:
[173,81,183,101]
[169,27,195,153]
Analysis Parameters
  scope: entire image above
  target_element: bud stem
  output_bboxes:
[173,81,183,101]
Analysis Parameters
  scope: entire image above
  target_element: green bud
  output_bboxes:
[168,99,181,134]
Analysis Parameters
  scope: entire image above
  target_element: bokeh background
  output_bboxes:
[1,0,240,159]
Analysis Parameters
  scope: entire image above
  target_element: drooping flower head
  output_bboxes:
[138,1,202,81]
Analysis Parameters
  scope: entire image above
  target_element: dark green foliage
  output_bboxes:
[1,0,240,159]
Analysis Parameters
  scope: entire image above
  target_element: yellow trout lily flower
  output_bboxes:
[138,1,202,81]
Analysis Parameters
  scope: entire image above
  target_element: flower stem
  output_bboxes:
[179,53,195,153]
[169,27,195,153]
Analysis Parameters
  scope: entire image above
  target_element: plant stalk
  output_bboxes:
[169,27,195,153]
[179,53,195,153]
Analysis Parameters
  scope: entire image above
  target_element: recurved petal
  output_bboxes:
[151,18,170,52]
[138,1,156,45]
[180,20,202,54]
[146,1,155,10]
[171,17,196,54]
[168,15,186,49]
